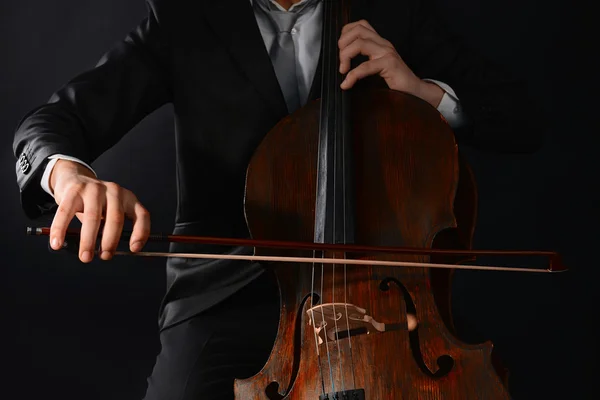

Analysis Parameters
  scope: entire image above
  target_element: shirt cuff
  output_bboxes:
[423,78,466,129]
[41,154,97,196]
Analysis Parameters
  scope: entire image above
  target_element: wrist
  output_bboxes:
[415,80,445,108]
[49,159,95,193]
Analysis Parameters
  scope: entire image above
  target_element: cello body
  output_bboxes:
[237,89,511,399]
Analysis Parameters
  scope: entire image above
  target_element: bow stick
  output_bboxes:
[27,226,567,273]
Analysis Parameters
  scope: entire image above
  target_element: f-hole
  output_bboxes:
[380,278,454,378]
[265,292,320,400]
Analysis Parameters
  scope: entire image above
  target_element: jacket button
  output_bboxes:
[18,153,30,174]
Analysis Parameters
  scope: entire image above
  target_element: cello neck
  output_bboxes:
[314,0,356,246]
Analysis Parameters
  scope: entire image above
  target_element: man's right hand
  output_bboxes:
[48,159,151,263]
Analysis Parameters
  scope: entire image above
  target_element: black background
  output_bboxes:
[0,0,595,399]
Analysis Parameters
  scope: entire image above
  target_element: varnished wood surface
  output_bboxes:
[239,90,510,399]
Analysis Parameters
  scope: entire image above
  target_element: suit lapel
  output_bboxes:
[201,0,372,111]
[202,0,288,119]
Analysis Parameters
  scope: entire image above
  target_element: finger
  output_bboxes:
[99,183,125,260]
[341,57,389,90]
[123,192,151,253]
[339,23,391,52]
[78,185,106,263]
[341,19,376,36]
[407,313,418,331]
[339,38,392,75]
[50,188,83,250]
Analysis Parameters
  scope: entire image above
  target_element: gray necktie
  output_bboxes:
[254,1,302,113]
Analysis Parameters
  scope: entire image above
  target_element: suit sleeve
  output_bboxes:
[13,1,172,219]
[406,0,544,153]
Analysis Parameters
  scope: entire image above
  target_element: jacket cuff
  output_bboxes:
[15,142,84,219]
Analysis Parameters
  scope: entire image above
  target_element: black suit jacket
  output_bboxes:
[13,0,542,329]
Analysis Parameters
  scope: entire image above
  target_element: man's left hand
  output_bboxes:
[338,20,444,107]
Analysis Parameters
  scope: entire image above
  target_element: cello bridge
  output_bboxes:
[306,303,385,345]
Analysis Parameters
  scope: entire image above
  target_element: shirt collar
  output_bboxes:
[251,0,320,13]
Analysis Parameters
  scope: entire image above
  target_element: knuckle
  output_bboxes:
[81,181,102,198]
[107,212,125,225]
[383,53,397,64]
[356,65,368,76]
[83,205,103,220]
[121,187,136,201]
[67,182,86,196]
[138,206,151,219]
[140,226,151,238]
[84,212,103,223]
[91,181,105,192]
[359,20,372,30]
[104,181,122,194]
[50,226,65,238]
[101,238,119,252]
[56,203,71,214]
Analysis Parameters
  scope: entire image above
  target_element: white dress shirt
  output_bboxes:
[41,0,465,196]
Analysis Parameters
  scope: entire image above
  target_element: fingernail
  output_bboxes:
[81,251,92,262]
[51,238,59,249]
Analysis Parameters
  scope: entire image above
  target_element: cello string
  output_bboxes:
[317,0,336,392]
[331,265,345,391]
[319,256,335,393]
[328,0,346,392]
[311,253,327,395]
[343,254,356,389]
[311,0,331,394]
[339,0,356,389]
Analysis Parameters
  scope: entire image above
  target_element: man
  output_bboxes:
[13,0,541,398]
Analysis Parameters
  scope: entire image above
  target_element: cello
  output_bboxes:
[27,0,565,398]
[236,0,555,398]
